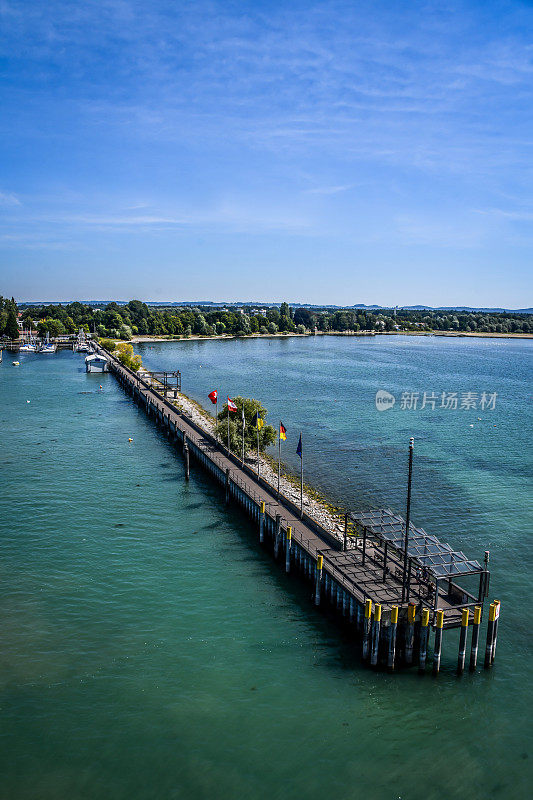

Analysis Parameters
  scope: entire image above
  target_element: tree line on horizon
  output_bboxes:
[1,297,532,339]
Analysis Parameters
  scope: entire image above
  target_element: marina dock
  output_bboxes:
[96,342,499,674]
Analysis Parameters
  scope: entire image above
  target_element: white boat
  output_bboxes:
[38,342,57,354]
[20,342,38,352]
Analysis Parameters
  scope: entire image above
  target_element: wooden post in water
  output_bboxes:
[484,601,496,668]
[405,603,416,665]
[388,606,399,671]
[469,606,482,671]
[457,608,469,675]
[274,514,281,558]
[362,599,372,661]
[225,468,230,505]
[418,608,430,674]
[433,610,444,675]
[315,555,323,605]
[259,501,265,543]
[285,526,292,573]
[371,604,382,667]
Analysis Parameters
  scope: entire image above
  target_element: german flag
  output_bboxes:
[252,412,264,429]
[279,422,287,441]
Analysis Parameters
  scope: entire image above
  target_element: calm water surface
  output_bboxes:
[1,336,531,800]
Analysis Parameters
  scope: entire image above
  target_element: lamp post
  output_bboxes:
[402,437,414,602]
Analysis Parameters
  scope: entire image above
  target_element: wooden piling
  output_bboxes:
[225,468,230,505]
[490,600,500,666]
[433,610,444,675]
[362,599,372,661]
[371,604,382,667]
[285,526,292,573]
[405,603,416,665]
[418,608,430,674]
[315,555,323,606]
[388,605,398,671]
[259,501,265,543]
[457,608,469,675]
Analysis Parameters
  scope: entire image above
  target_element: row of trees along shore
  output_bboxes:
[2,297,532,340]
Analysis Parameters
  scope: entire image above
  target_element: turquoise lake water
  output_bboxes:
[1,336,531,800]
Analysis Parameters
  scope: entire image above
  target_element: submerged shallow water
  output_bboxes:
[1,337,531,800]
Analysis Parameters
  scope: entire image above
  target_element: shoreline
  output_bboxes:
[132,330,533,343]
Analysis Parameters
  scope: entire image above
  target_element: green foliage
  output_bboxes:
[37,318,66,338]
[215,397,276,456]
[115,342,142,372]
[5,306,19,339]
[100,338,117,352]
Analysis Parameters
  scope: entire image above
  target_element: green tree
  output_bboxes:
[5,307,19,339]
[215,397,276,456]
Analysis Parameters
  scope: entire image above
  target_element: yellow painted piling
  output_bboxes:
[371,604,382,667]
[315,555,323,606]
[484,602,497,668]
[433,610,444,675]
[285,526,292,573]
[469,606,482,671]
[418,608,430,674]
[388,606,399,671]
[457,608,469,675]
[405,602,416,664]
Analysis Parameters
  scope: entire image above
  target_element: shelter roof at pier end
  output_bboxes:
[350,509,483,580]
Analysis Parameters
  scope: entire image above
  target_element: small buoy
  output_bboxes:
[26,400,30,403]
[12,361,20,366]
[99,385,102,390]
[477,417,481,421]
[469,424,474,427]
[128,438,133,442]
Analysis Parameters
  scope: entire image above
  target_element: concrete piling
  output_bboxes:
[371,604,382,667]
[315,556,323,606]
[285,526,292,573]
[405,603,416,665]
[469,605,481,671]
[388,606,398,671]
[433,610,444,676]
[457,608,469,675]
[184,443,190,480]
[362,599,372,661]
[484,601,496,668]
[418,608,430,674]
[259,501,265,543]
[274,514,281,558]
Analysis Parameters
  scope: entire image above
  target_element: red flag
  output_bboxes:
[208,390,218,404]
[227,397,237,412]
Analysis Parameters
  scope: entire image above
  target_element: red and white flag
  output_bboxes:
[208,390,218,404]
[227,397,237,412]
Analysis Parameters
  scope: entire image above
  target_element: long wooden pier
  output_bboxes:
[96,343,499,674]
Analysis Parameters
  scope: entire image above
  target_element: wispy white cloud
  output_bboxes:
[0,191,21,206]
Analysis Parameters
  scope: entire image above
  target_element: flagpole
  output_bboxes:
[257,423,260,476]
[241,408,245,467]
[227,402,230,452]
[215,397,218,443]
[300,431,303,519]
[278,421,281,496]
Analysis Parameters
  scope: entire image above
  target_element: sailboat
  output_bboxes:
[37,332,57,354]
[20,330,38,352]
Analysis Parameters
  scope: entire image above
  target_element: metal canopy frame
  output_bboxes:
[350,509,483,580]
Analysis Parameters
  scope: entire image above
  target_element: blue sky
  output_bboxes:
[0,0,532,306]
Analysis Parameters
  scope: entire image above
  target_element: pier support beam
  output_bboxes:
[315,556,323,605]
[469,606,482,671]
[259,501,265,543]
[388,606,398,671]
[405,603,416,665]
[433,610,444,676]
[491,600,500,666]
[274,514,281,558]
[457,608,469,675]
[285,526,292,573]
[225,469,230,505]
[371,604,382,667]
[184,443,190,481]
[418,608,430,674]
[362,599,372,661]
